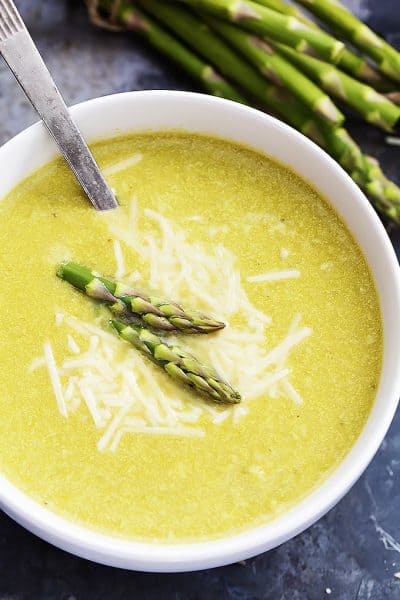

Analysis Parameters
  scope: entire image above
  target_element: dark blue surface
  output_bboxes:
[0,1,399,598]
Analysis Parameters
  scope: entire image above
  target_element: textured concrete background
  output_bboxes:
[0,1,399,598]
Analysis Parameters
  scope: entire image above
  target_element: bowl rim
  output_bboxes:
[0,89,399,572]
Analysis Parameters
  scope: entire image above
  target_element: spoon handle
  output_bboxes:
[0,0,117,211]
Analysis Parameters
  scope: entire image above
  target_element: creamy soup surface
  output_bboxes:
[0,133,382,541]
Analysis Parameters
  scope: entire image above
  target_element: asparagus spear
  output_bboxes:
[111,320,241,404]
[58,262,225,333]
[353,156,400,223]
[91,0,246,104]
[207,17,344,125]
[251,0,395,89]
[274,42,400,131]
[175,0,345,62]
[295,0,400,83]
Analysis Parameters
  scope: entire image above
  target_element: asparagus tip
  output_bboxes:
[56,262,67,279]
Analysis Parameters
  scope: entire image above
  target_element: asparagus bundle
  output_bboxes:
[112,320,241,404]
[58,262,225,333]
[87,0,400,224]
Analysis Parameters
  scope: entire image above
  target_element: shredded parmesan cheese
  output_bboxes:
[67,334,80,355]
[28,356,46,373]
[247,269,300,282]
[43,342,67,418]
[55,312,64,326]
[36,198,311,450]
[103,153,143,177]
[262,328,312,368]
[113,239,125,278]
[281,379,303,406]
[97,403,133,451]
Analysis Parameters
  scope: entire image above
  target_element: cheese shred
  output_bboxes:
[247,269,300,282]
[43,342,67,418]
[103,153,143,177]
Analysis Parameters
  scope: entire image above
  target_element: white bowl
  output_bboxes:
[0,91,399,572]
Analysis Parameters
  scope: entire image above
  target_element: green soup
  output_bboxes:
[0,133,382,541]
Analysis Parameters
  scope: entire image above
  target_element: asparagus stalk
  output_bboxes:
[295,0,400,83]
[208,17,344,124]
[111,320,241,404]
[175,0,345,62]
[353,156,400,222]
[58,262,225,334]
[251,0,395,89]
[274,42,400,131]
[90,0,246,103]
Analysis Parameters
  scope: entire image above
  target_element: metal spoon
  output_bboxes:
[0,0,117,211]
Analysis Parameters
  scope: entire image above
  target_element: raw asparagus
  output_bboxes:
[142,0,341,125]
[138,0,294,111]
[175,0,345,62]
[208,17,344,124]
[90,0,246,103]
[274,42,400,131]
[295,0,400,83]
[252,0,395,89]
[86,0,400,223]
[57,262,225,333]
[111,320,241,404]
